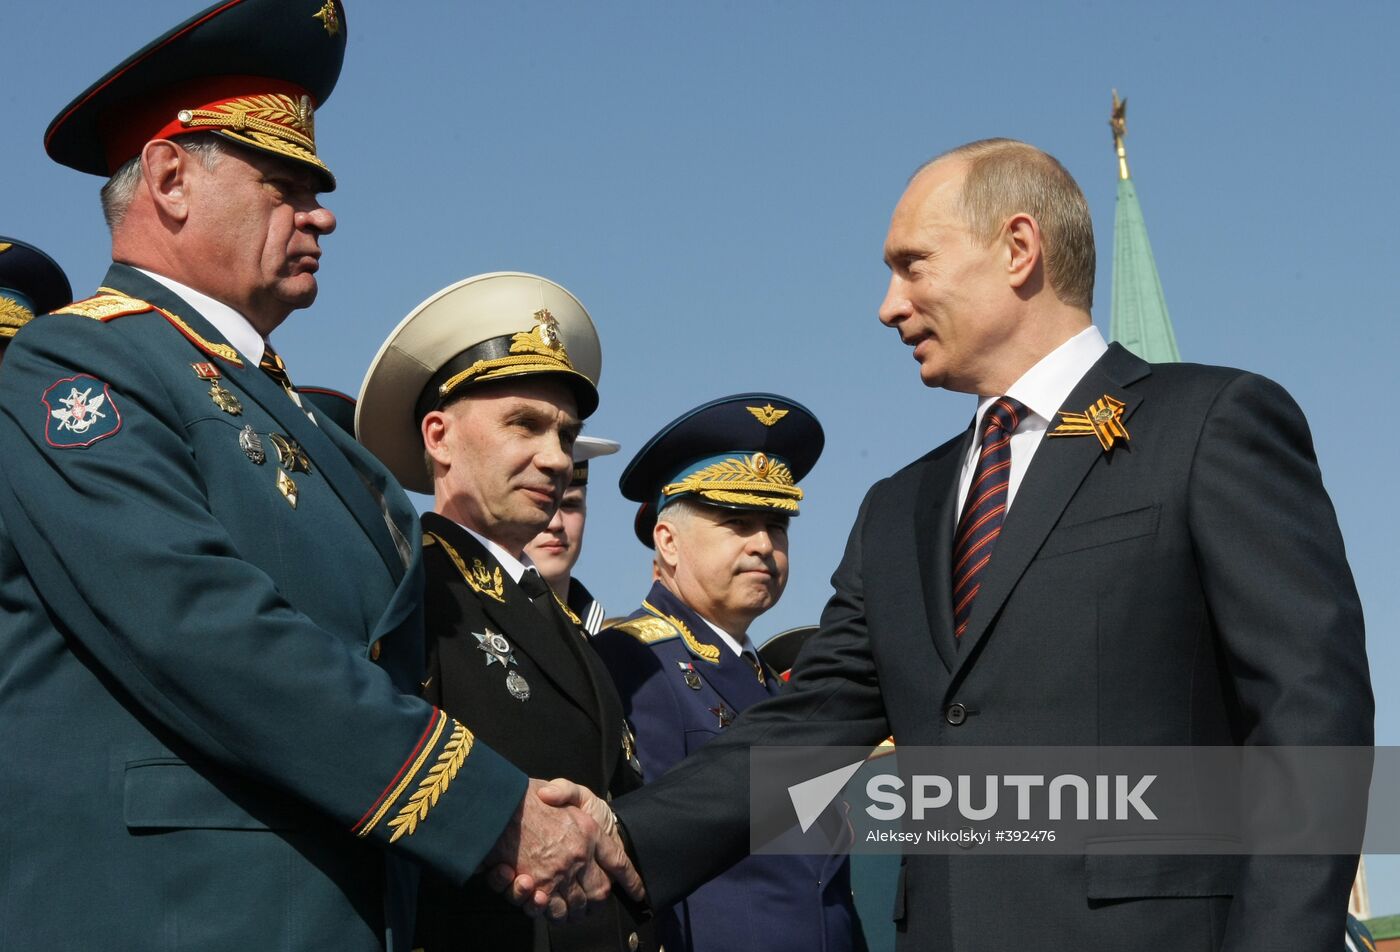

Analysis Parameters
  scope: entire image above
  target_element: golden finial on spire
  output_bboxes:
[1110,89,1130,181]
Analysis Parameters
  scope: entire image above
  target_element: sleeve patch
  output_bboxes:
[42,374,123,448]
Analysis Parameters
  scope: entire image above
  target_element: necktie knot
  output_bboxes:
[259,345,294,389]
[518,567,551,600]
[983,397,1026,436]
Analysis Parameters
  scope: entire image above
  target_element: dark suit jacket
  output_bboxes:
[593,583,861,952]
[415,513,654,952]
[613,344,1373,951]
[0,266,526,951]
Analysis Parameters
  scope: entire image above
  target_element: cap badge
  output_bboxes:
[747,404,789,427]
[312,0,341,36]
[533,308,562,349]
[1048,394,1130,452]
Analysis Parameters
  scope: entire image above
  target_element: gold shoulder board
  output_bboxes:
[608,615,681,646]
[51,289,155,321]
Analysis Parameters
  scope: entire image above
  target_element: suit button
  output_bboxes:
[370,640,383,661]
[627,931,639,951]
[945,702,967,726]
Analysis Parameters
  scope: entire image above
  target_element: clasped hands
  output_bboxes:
[485,778,644,923]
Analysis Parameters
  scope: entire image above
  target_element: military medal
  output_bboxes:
[707,704,735,729]
[239,425,265,464]
[1048,394,1130,452]
[276,469,298,508]
[193,362,243,416]
[268,432,312,473]
[678,660,702,690]
[621,724,642,775]
[506,670,531,702]
[474,629,530,701]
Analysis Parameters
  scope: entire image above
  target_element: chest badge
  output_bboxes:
[707,704,736,729]
[239,425,266,464]
[1048,394,1130,452]
[276,469,298,508]
[474,629,530,702]
[677,660,703,690]
[269,432,312,473]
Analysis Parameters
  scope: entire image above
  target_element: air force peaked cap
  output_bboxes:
[0,238,73,341]
[621,393,824,547]
[45,0,347,190]
[357,272,602,494]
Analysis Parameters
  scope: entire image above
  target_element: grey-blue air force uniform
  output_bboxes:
[0,267,526,950]
[594,584,861,952]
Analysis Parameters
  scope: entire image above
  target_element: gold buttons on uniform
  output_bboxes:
[370,640,382,661]
[627,932,639,951]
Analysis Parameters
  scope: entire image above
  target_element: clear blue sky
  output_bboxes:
[7,0,1398,915]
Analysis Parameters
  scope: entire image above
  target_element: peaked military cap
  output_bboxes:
[0,237,72,341]
[298,385,356,435]
[571,435,620,487]
[621,392,824,547]
[45,0,347,190]
[358,272,602,494]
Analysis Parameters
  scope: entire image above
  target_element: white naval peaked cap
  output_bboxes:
[357,272,602,494]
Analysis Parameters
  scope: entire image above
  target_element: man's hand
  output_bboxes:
[485,778,610,922]
[531,779,644,906]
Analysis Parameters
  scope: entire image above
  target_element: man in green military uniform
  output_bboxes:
[0,3,635,948]
[358,272,655,952]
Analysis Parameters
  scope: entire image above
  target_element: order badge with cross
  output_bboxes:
[474,628,530,701]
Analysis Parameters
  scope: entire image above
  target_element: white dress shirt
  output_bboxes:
[455,522,536,584]
[955,325,1108,518]
[698,614,757,660]
[136,268,266,366]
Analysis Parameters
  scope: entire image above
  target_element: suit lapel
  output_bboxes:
[952,345,1150,676]
[914,431,975,673]
[426,516,602,729]
[104,266,407,583]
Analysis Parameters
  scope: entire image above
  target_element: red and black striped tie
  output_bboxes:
[951,397,1025,639]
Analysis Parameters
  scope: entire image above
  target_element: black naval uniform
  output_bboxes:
[415,512,654,952]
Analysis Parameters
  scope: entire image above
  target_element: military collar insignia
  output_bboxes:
[642,599,721,665]
[423,531,507,603]
[1048,394,1130,452]
[42,375,123,449]
[553,591,583,628]
[747,404,789,427]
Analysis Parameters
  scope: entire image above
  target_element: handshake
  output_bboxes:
[485,778,645,922]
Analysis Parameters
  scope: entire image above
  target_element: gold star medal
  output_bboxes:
[1048,394,1130,452]
[193,362,243,416]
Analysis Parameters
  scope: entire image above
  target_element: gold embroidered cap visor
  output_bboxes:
[0,237,73,338]
[44,0,347,191]
[357,272,603,495]
[620,392,824,548]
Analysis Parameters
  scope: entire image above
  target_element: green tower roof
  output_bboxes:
[1108,92,1181,363]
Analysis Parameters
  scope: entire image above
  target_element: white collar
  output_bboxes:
[697,613,755,659]
[974,325,1108,427]
[136,268,266,366]
[455,521,535,584]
